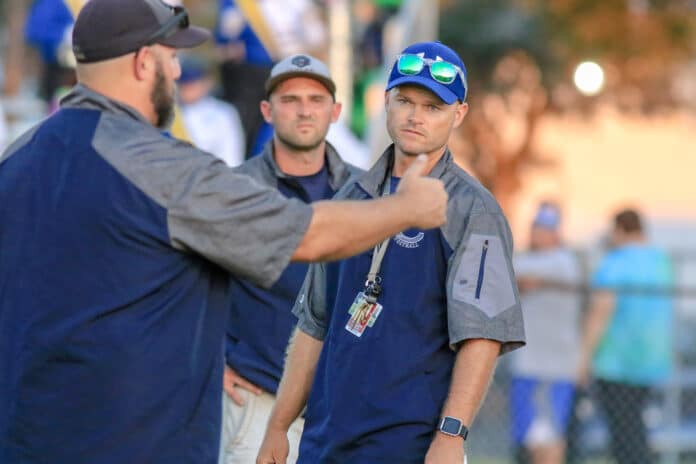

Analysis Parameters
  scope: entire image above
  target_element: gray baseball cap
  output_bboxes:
[73,0,210,64]
[265,54,336,97]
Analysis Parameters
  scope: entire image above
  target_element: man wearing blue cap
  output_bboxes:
[257,41,526,463]
[509,202,582,464]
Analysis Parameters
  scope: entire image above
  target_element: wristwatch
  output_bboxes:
[437,416,469,440]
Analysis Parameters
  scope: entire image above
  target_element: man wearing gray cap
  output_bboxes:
[0,1,448,463]
[219,54,359,463]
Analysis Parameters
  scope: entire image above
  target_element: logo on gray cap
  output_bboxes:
[265,53,337,97]
[291,55,311,68]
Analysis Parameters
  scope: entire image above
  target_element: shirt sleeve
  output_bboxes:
[166,156,313,289]
[292,262,329,341]
[447,212,525,354]
[92,117,313,289]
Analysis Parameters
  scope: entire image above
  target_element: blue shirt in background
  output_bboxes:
[24,0,74,64]
[591,244,674,385]
[215,0,273,66]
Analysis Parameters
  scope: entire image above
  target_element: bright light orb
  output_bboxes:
[573,61,605,96]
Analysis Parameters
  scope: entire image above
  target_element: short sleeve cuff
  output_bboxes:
[448,304,526,355]
[296,315,327,341]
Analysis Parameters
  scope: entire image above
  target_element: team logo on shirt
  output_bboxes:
[395,231,425,248]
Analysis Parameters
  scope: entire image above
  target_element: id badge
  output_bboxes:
[345,292,383,337]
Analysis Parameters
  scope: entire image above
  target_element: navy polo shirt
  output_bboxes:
[225,144,357,393]
[294,147,526,462]
[0,85,312,463]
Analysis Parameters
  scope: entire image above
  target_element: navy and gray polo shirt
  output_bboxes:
[0,85,312,463]
[225,142,359,393]
[294,147,526,463]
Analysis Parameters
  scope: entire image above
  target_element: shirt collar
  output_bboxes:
[60,84,151,125]
[357,145,452,198]
[259,140,352,190]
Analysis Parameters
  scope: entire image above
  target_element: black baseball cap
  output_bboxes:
[73,0,210,64]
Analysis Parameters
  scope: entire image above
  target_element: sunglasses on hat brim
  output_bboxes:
[396,54,468,90]
[145,5,190,44]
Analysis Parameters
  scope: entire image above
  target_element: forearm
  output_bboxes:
[292,196,412,262]
[267,329,323,431]
[580,291,615,362]
[440,338,500,426]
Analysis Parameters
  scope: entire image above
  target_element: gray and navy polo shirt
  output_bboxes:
[293,147,525,463]
[225,141,360,394]
[0,85,312,463]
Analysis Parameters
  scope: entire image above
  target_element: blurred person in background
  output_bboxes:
[215,0,327,158]
[219,53,360,464]
[178,56,245,167]
[579,208,674,464]
[24,0,85,111]
[351,0,402,140]
[509,202,583,464]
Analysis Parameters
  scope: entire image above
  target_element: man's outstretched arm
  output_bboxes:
[292,154,447,262]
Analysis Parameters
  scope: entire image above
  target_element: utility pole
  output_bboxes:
[327,0,352,123]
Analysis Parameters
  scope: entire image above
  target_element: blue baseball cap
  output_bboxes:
[533,203,562,230]
[386,41,468,104]
[178,57,208,84]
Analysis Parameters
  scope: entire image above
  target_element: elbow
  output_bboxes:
[293,236,333,262]
[293,243,319,262]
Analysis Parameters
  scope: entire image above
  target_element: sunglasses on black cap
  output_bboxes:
[145,5,190,44]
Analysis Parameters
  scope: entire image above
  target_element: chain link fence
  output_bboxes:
[467,249,696,464]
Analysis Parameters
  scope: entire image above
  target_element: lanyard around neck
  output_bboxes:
[364,173,393,302]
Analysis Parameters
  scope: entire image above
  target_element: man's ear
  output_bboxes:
[260,99,273,124]
[133,47,153,82]
[330,101,342,123]
[452,102,469,129]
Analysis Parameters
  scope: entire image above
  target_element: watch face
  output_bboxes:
[441,417,461,435]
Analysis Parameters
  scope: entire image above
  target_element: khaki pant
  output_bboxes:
[218,389,304,464]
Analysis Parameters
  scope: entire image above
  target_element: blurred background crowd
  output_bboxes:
[1,0,695,462]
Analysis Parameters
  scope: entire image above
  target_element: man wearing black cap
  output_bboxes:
[0,2,450,462]
[258,41,526,463]
[219,54,359,464]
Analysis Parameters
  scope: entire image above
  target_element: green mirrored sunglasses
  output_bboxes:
[397,54,468,90]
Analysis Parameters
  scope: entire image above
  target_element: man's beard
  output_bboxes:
[150,61,176,130]
[275,120,324,152]
[276,132,323,152]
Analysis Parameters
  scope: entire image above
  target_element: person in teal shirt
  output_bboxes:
[579,208,674,464]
